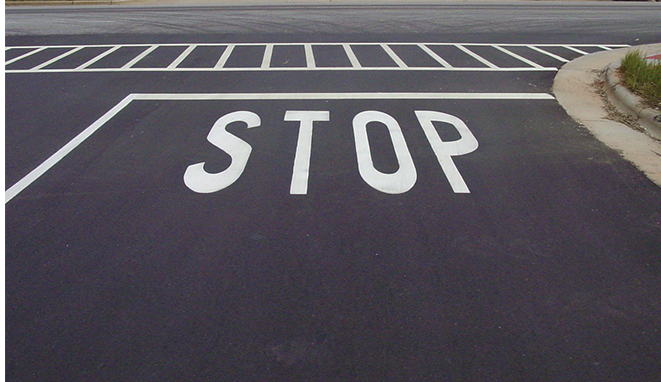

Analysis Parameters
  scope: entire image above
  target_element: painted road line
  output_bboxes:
[494,46,544,69]
[168,44,198,69]
[342,44,362,68]
[214,45,234,68]
[528,46,569,63]
[380,44,408,68]
[5,94,136,203]
[454,44,498,69]
[5,47,47,65]
[6,43,630,73]
[564,45,590,55]
[30,46,85,71]
[122,45,159,69]
[417,44,453,68]
[262,44,274,69]
[5,43,631,49]
[4,66,559,74]
[304,43,316,69]
[131,92,556,101]
[5,91,555,203]
[75,45,121,70]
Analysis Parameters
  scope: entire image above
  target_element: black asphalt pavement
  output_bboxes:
[5,3,661,382]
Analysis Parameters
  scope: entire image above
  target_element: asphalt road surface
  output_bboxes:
[5,2,661,382]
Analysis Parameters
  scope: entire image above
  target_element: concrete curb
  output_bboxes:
[605,60,661,140]
[553,44,661,187]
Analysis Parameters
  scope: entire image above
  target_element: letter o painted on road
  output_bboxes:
[352,110,417,194]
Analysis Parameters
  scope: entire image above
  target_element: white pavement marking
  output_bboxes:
[342,44,362,68]
[215,45,234,68]
[262,44,274,69]
[564,45,590,55]
[5,91,555,203]
[454,44,498,69]
[30,46,85,71]
[131,92,556,101]
[6,43,631,50]
[417,43,453,68]
[285,111,330,195]
[416,111,479,193]
[528,45,569,63]
[380,44,408,68]
[353,110,417,194]
[304,43,316,69]
[75,45,121,70]
[8,43,628,73]
[5,66,558,73]
[494,45,544,69]
[5,94,136,203]
[122,45,158,69]
[5,47,47,65]
[168,44,197,69]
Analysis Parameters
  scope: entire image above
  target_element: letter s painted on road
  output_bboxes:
[183,111,260,193]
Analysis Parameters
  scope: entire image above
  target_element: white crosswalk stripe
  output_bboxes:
[5,42,629,73]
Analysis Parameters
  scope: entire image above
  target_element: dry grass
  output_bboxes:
[592,78,644,132]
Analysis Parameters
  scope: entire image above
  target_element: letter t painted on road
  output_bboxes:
[285,111,330,195]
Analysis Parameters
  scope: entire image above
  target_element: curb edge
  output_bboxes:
[605,61,661,141]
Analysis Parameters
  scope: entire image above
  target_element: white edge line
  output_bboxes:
[131,92,555,101]
[5,43,632,50]
[6,67,559,74]
[5,91,554,203]
[5,94,135,204]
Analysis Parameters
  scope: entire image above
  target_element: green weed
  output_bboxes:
[618,49,661,110]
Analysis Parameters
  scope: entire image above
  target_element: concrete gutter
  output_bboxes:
[554,44,661,187]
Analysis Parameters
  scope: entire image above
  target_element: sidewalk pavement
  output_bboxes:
[554,43,661,187]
